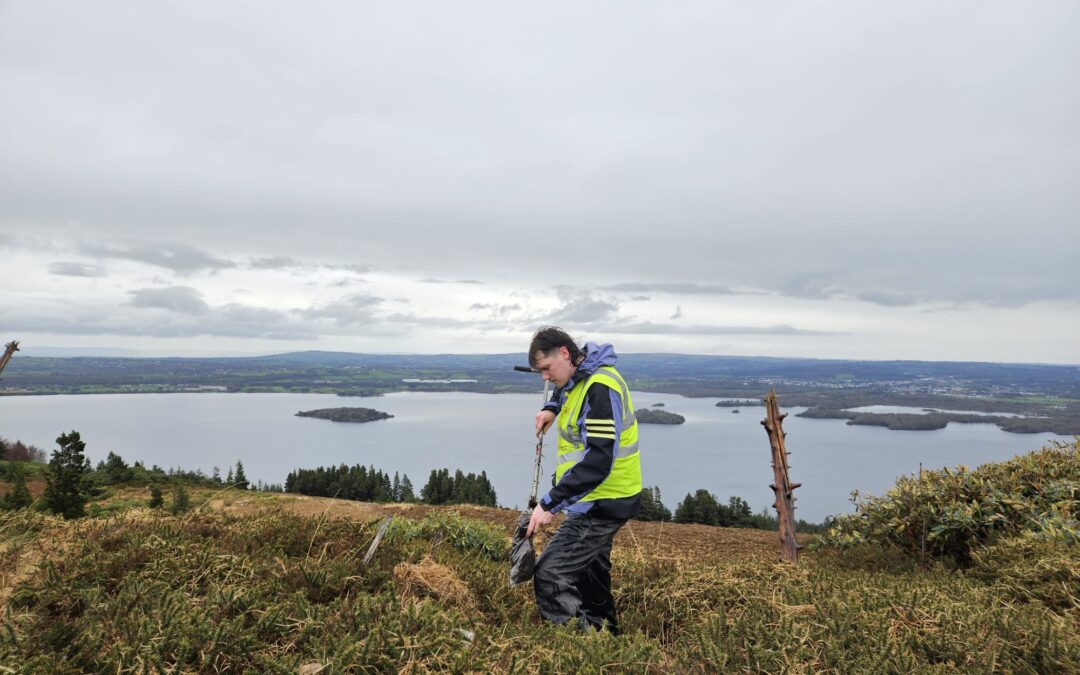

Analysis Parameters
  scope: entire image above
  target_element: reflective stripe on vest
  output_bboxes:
[554,365,642,502]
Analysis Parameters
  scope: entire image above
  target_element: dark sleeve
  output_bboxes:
[541,381,620,512]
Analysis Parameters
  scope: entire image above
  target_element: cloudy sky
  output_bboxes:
[2,1,1077,362]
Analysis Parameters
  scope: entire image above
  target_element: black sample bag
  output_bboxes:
[508,510,536,586]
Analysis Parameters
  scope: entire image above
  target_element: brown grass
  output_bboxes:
[394,555,475,609]
[197,491,797,564]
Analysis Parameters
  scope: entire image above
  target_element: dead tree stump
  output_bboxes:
[761,389,802,563]
[0,340,19,378]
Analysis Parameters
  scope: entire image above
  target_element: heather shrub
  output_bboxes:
[818,441,1079,564]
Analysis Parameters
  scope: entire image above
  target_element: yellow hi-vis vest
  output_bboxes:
[555,365,641,502]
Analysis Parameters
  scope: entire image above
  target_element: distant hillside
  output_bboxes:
[3,349,1078,432]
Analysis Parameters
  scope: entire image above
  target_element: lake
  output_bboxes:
[1,391,1071,521]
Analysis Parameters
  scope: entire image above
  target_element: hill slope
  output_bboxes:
[2,450,1077,673]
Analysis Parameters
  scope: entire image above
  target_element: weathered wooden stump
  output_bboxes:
[761,390,802,563]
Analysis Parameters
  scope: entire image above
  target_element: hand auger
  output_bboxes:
[513,365,550,509]
[509,365,551,586]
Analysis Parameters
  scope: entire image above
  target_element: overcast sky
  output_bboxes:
[2,1,1077,363]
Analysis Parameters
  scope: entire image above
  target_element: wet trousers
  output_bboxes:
[533,513,627,633]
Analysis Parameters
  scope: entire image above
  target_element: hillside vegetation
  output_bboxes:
[0,442,1077,672]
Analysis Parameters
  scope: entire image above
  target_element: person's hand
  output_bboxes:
[526,503,552,537]
[535,410,556,436]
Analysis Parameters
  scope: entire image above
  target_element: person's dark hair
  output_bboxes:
[528,326,583,368]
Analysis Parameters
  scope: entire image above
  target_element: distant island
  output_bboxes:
[296,407,393,423]
[4,350,1077,434]
[636,409,685,425]
[796,408,1075,434]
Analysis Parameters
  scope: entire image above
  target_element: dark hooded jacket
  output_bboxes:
[538,342,641,520]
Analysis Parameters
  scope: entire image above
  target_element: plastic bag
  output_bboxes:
[509,510,536,586]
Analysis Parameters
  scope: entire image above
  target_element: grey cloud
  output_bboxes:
[3,298,314,340]
[48,262,107,278]
[346,293,383,308]
[381,312,488,328]
[603,322,838,336]
[600,282,747,296]
[1,2,1077,357]
[81,242,235,274]
[329,263,374,274]
[215,304,297,329]
[246,256,374,274]
[249,255,301,269]
[469,302,522,318]
[776,275,841,301]
[545,299,620,325]
[128,286,209,314]
[294,293,384,326]
[422,278,484,285]
[850,290,921,307]
[670,306,683,320]
[542,287,622,325]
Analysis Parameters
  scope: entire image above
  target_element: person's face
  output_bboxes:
[533,346,576,388]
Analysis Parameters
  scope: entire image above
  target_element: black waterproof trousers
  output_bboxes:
[533,513,627,633]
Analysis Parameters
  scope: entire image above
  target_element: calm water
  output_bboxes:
[1,392,1070,521]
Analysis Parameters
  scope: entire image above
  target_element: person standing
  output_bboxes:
[526,326,642,633]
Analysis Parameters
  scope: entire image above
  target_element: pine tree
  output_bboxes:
[636,486,672,522]
[400,474,415,502]
[212,466,221,484]
[720,495,753,527]
[42,430,91,519]
[233,461,249,490]
[392,472,401,502]
[226,467,234,484]
[421,469,439,504]
[170,483,190,514]
[104,451,133,484]
[674,489,720,526]
[0,464,33,510]
[148,483,164,508]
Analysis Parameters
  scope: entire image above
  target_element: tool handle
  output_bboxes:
[528,436,544,504]
[513,365,538,373]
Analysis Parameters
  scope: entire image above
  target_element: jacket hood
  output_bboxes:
[576,342,617,377]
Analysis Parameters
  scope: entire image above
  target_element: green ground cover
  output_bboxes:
[0,441,1076,672]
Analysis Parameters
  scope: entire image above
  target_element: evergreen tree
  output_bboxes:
[399,474,415,502]
[226,467,234,484]
[674,489,721,526]
[0,464,33,510]
[148,484,164,509]
[170,483,191,514]
[233,461,249,490]
[379,471,393,502]
[103,451,133,484]
[212,466,221,484]
[421,469,439,503]
[719,495,753,527]
[42,431,91,519]
[636,486,672,522]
